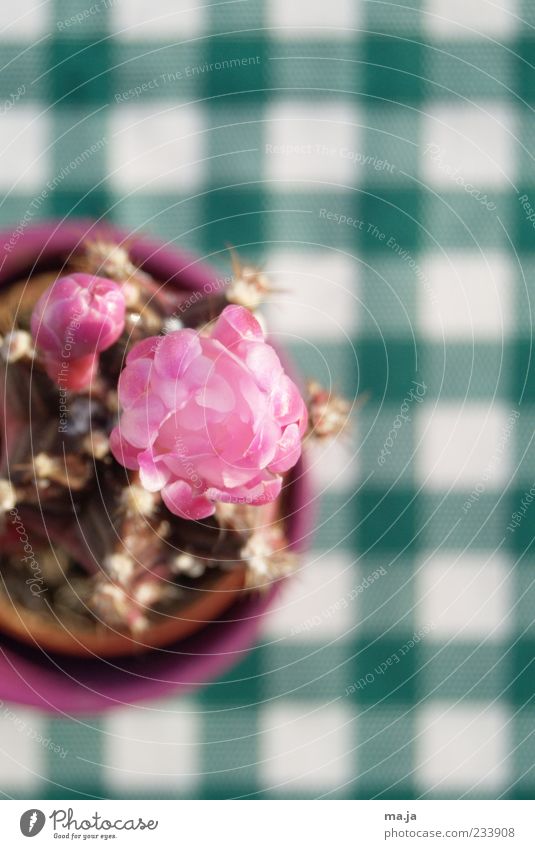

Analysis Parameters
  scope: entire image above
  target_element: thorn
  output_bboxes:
[120,483,158,518]
[30,452,90,490]
[162,316,184,335]
[122,281,141,310]
[33,452,56,479]
[82,430,110,460]
[171,552,206,579]
[0,479,17,513]
[0,330,34,363]
[74,240,138,282]
[306,380,353,440]
[103,552,135,586]
[242,527,298,591]
[225,246,271,310]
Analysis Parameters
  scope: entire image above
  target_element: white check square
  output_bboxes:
[423,104,514,188]
[105,703,199,791]
[419,252,511,341]
[260,702,354,790]
[417,703,510,792]
[417,403,514,490]
[417,550,512,639]
[110,104,204,192]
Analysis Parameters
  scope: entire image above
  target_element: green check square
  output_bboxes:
[207,104,264,186]
[55,0,109,35]
[285,340,358,396]
[360,257,417,336]
[424,42,514,100]
[511,338,535,406]
[513,187,535,251]
[420,343,511,401]
[113,43,204,103]
[357,488,418,554]
[510,638,535,706]
[202,39,267,101]
[268,40,361,98]
[358,189,421,253]
[359,405,416,484]
[262,643,352,701]
[514,558,535,633]
[51,109,108,186]
[48,187,110,221]
[201,708,258,793]
[515,257,535,333]
[0,198,41,231]
[512,409,535,486]
[365,0,422,31]
[506,487,535,556]
[111,193,204,255]
[419,644,510,701]
[515,114,535,185]
[312,492,359,552]
[356,556,415,634]
[0,44,47,101]
[516,38,535,103]
[274,192,357,251]
[51,38,113,105]
[46,717,104,790]
[421,191,511,251]
[350,635,420,703]
[362,36,424,104]
[209,0,265,33]
[361,105,420,184]
[356,337,420,403]
[200,186,265,254]
[198,647,264,707]
[358,708,415,788]
[512,708,535,790]
[420,493,509,551]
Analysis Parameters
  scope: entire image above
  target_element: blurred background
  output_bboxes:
[1,0,534,800]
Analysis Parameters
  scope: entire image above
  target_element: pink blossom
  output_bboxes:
[110,305,308,519]
[31,273,125,358]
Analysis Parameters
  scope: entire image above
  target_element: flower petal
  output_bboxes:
[138,449,171,491]
[161,479,215,520]
[269,423,302,473]
[118,397,166,449]
[239,340,282,392]
[154,328,201,379]
[118,358,153,409]
[126,336,157,364]
[109,427,140,470]
[211,304,264,349]
[195,374,235,413]
[45,353,97,391]
[272,374,306,427]
[206,472,282,506]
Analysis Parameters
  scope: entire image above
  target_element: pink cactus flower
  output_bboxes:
[31,273,126,361]
[43,352,98,392]
[110,305,308,520]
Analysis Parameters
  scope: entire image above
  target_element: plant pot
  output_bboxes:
[0,219,313,714]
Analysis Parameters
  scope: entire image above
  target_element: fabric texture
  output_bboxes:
[0,0,533,800]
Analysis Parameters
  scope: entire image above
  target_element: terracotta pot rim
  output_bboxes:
[0,219,315,714]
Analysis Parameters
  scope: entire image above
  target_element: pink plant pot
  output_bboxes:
[0,219,313,715]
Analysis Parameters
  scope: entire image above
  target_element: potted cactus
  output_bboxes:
[0,222,348,708]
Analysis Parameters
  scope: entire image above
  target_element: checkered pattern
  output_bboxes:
[1,0,534,800]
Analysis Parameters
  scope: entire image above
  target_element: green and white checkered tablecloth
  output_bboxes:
[1,0,535,800]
